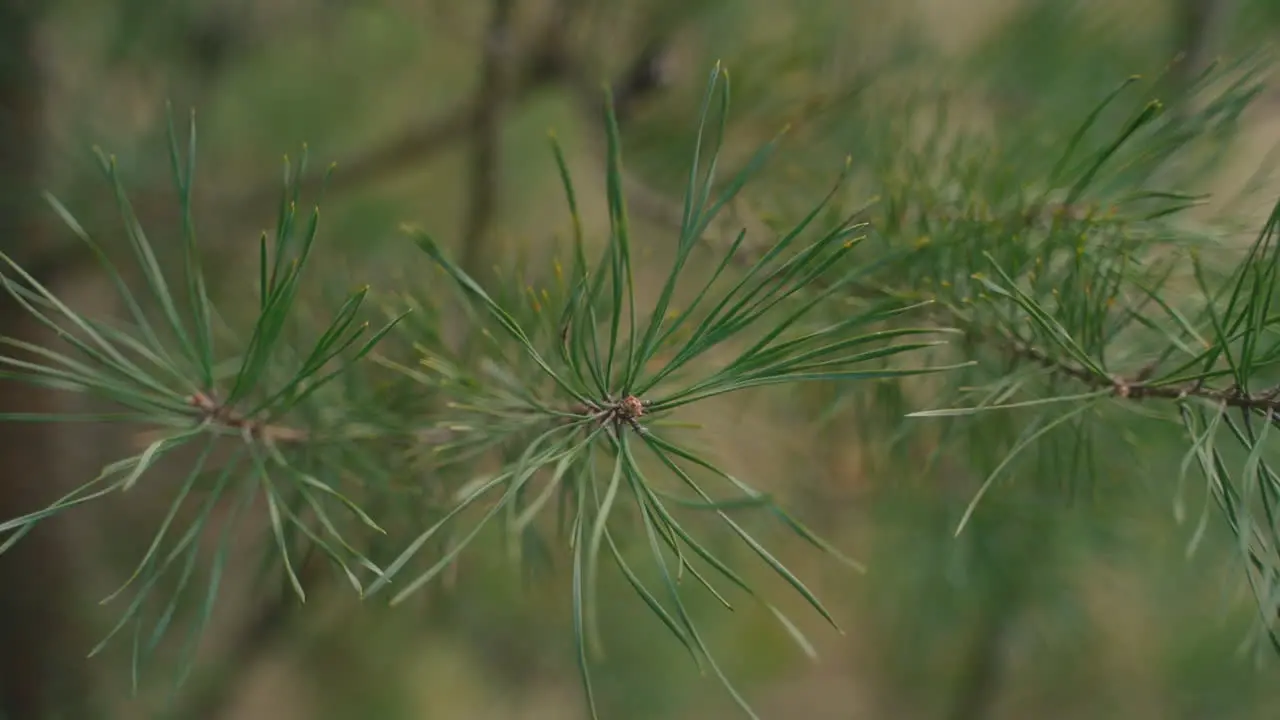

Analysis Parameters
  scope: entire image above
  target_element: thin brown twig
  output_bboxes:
[131,398,452,449]
[1008,337,1280,413]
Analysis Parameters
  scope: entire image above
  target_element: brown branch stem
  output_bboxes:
[1006,337,1280,413]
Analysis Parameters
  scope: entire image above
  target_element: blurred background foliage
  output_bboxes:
[5,0,1280,718]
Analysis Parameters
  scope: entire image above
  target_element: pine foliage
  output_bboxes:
[3,24,1280,717]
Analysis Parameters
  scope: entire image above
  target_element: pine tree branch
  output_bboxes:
[143,10,685,715]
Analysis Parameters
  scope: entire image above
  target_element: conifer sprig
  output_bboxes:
[7,50,1276,718]
[0,107,406,691]
[382,65,964,717]
[822,60,1280,652]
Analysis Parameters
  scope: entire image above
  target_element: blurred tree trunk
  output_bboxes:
[0,1,92,716]
[1171,0,1232,93]
[944,581,1023,720]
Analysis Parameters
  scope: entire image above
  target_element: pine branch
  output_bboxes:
[3,5,1277,710]
[122,6,687,712]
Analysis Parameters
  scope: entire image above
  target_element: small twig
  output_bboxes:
[132,417,450,450]
[131,387,455,449]
[1008,337,1280,413]
[19,3,581,296]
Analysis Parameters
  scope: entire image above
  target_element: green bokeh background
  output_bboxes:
[10,0,1280,718]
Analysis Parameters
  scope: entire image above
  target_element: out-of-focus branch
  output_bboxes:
[226,0,668,221]
[943,581,1024,720]
[1170,0,1233,95]
[226,74,547,218]
[174,550,330,720]
[24,1,679,299]
[17,7,563,294]
[458,0,517,285]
